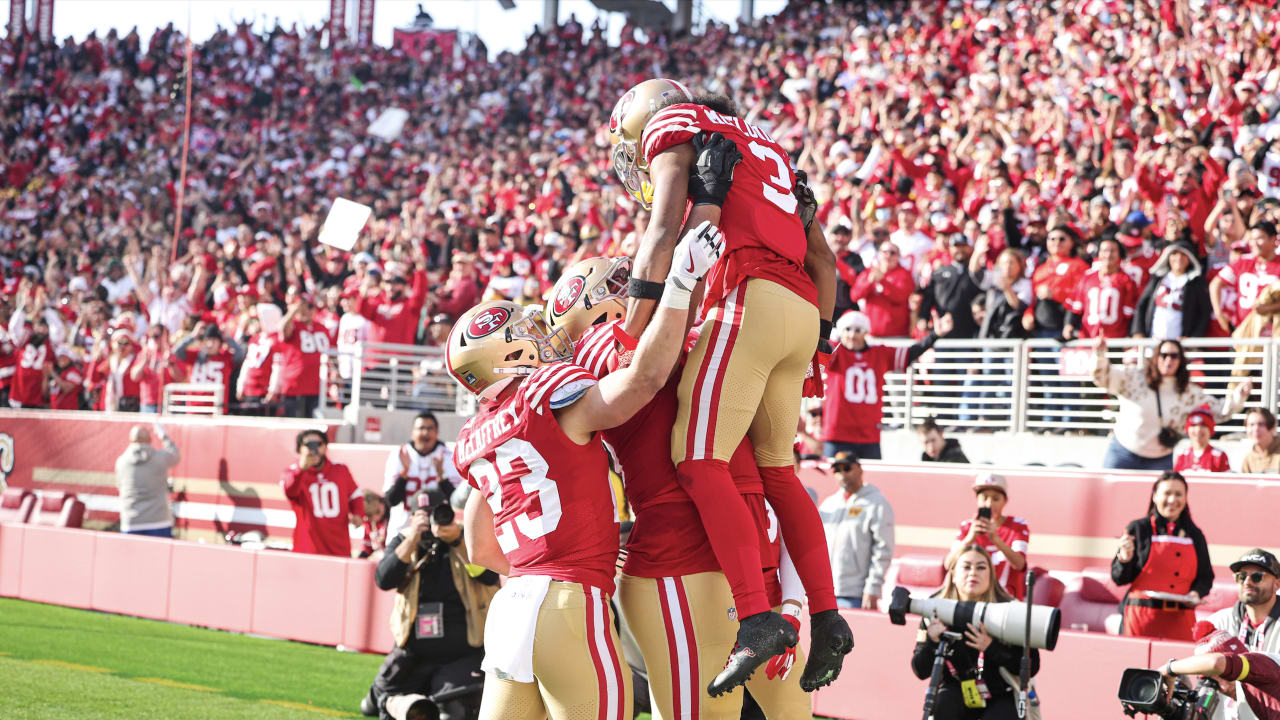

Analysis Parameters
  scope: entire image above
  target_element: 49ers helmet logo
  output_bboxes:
[609,90,635,134]
[553,276,586,316]
[466,307,510,339]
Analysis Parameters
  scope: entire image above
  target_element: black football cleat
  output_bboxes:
[707,611,799,696]
[799,609,854,691]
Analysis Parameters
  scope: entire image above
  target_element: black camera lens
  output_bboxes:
[1126,674,1161,703]
[432,504,455,526]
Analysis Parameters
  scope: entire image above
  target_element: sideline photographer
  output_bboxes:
[910,545,1041,719]
[1154,623,1280,720]
[362,490,499,720]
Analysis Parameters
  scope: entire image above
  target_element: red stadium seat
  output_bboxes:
[0,488,35,524]
[29,492,86,529]
[1195,582,1240,622]
[1030,569,1065,607]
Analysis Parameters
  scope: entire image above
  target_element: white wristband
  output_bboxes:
[659,279,691,310]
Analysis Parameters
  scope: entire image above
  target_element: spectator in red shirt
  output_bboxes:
[236,317,282,416]
[48,346,84,411]
[1027,226,1090,339]
[429,254,483,323]
[1212,223,1280,334]
[278,295,334,419]
[849,239,915,337]
[947,473,1031,600]
[280,429,364,557]
[1175,406,1232,473]
[7,308,52,410]
[359,268,428,346]
[820,309,943,459]
[173,324,244,409]
[87,330,140,413]
[1065,236,1141,340]
[129,325,187,414]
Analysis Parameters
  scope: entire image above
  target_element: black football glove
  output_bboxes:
[688,132,743,207]
[794,169,818,232]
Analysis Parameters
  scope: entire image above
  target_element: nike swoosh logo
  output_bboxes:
[685,255,697,274]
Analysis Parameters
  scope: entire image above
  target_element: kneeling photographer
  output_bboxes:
[362,490,500,720]
[910,545,1042,719]
[1121,622,1280,720]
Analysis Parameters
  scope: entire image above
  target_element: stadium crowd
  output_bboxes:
[3,0,1280,427]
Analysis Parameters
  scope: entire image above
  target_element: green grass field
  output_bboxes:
[0,597,383,718]
[0,598,834,719]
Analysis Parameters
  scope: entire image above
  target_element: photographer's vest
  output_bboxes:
[391,538,499,649]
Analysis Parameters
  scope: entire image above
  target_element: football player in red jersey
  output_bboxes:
[548,250,808,719]
[608,78,850,694]
[1063,236,1140,339]
[278,294,335,418]
[280,429,364,556]
[451,223,724,720]
[822,310,946,460]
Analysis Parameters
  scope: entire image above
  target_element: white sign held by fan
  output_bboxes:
[256,303,284,335]
[318,198,373,252]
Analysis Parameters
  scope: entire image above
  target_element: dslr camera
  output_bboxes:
[1117,668,1220,719]
[410,490,455,528]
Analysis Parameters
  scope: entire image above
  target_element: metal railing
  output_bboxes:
[880,337,1269,434]
[317,336,1278,434]
[318,341,463,414]
[162,383,225,415]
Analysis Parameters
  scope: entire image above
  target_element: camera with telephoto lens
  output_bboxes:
[887,587,1062,650]
[1117,668,1220,719]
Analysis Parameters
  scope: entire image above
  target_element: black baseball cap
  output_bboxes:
[1230,548,1280,577]
[831,451,859,470]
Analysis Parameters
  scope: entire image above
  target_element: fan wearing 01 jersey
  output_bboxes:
[609,78,850,695]
[821,310,942,460]
[450,223,724,720]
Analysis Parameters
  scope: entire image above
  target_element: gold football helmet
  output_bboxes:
[446,301,573,399]
[544,256,632,341]
[607,77,694,209]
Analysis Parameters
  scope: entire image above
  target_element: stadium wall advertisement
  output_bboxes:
[2,411,1278,570]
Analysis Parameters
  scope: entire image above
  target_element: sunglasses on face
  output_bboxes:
[1158,352,1181,360]
[1237,571,1268,584]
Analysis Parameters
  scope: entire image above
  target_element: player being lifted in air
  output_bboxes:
[607,77,853,695]
[449,221,724,720]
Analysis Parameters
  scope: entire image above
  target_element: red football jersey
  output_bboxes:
[1066,269,1139,338]
[453,363,621,593]
[953,517,1031,600]
[1174,445,1231,473]
[278,320,332,396]
[822,344,910,445]
[642,103,816,314]
[1207,266,1239,337]
[1215,254,1280,326]
[280,459,364,556]
[239,333,281,398]
[48,363,83,410]
[1121,248,1160,291]
[10,341,51,407]
[180,348,236,404]
[0,335,16,391]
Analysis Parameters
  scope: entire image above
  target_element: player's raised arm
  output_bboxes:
[556,222,724,443]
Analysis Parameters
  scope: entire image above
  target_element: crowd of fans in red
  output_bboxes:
[3,0,1280,417]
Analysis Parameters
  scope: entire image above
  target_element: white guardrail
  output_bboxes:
[321,337,1275,433]
[875,337,1268,434]
[318,341,472,415]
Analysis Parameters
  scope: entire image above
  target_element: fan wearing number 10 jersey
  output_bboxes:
[280,429,364,557]
[448,222,724,720]
[608,78,852,695]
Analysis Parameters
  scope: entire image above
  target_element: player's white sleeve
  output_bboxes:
[778,538,805,610]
